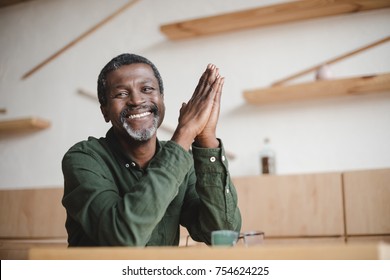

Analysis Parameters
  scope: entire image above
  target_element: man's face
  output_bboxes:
[101,63,165,141]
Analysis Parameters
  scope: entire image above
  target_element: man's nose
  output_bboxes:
[126,91,144,105]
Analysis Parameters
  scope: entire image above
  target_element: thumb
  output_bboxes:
[180,102,186,112]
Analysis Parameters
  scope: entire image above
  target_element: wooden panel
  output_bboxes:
[28,243,380,260]
[232,173,344,237]
[343,169,390,235]
[0,239,67,260]
[160,0,390,40]
[243,73,390,105]
[263,237,344,245]
[346,235,390,244]
[0,188,67,238]
[0,117,50,133]
[379,242,390,260]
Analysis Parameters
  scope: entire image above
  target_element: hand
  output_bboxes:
[172,64,223,150]
[194,67,224,148]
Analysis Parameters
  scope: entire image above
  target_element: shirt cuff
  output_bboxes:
[191,139,229,173]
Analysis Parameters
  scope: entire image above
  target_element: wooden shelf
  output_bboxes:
[160,0,390,40]
[0,0,34,9]
[0,117,51,133]
[243,73,390,105]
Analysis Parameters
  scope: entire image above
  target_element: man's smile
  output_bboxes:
[127,111,152,120]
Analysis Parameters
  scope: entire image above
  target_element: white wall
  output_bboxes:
[0,0,389,189]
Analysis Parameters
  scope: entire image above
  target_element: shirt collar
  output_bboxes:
[105,127,162,169]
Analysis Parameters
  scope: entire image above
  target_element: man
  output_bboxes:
[62,53,241,246]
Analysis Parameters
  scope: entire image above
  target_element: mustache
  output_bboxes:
[120,104,159,120]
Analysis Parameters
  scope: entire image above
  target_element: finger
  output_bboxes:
[206,65,219,93]
[198,69,221,109]
[179,101,186,112]
[216,75,224,94]
[214,76,224,105]
[200,66,219,105]
[192,64,213,99]
[209,72,222,96]
[194,64,217,100]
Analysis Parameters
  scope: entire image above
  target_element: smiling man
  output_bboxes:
[61,53,241,246]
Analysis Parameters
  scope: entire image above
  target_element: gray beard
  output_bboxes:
[122,115,159,141]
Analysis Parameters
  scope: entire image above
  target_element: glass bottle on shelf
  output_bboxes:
[259,138,275,175]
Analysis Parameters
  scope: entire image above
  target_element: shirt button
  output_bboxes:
[210,156,216,162]
[131,162,136,167]
[125,163,130,168]
[222,155,226,161]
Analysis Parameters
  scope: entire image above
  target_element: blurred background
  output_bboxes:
[0,0,389,189]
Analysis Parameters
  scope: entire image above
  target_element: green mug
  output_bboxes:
[211,230,239,247]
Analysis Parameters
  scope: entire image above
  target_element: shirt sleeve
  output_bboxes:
[180,139,242,244]
[62,140,193,246]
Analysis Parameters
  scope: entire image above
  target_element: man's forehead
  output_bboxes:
[107,63,157,82]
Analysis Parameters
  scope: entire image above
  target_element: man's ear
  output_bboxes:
[100,105,110,123]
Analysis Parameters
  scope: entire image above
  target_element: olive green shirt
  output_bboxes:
[62,128,241,246]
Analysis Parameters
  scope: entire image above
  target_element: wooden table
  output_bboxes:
[28,242,389,260]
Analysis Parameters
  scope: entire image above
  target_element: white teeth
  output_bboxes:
[127,112,151,119]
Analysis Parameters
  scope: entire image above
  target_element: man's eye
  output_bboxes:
[143,87,154,93]
[115,92,128,98]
